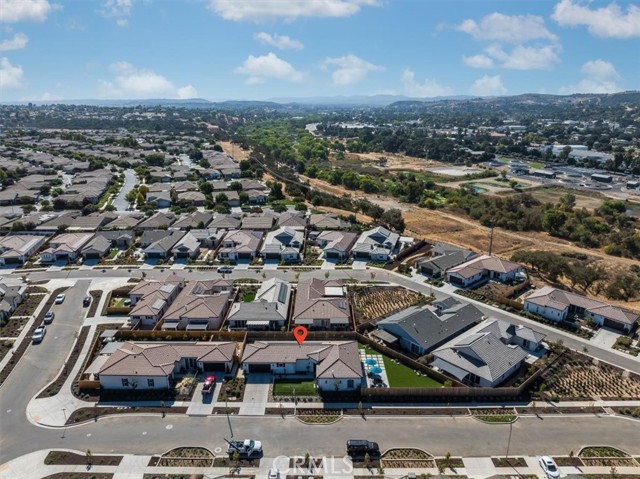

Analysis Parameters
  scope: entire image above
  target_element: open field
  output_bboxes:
[341,152,448,172]
[519,187,608,211]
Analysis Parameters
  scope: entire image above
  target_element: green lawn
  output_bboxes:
[242,292,256,302]
[273,380,317,396]
[529,161,545,169]
[359,343,442,388]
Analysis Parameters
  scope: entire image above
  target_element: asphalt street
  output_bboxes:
[112,169,137,212]
[1,270,639,466]
[16,267,640,373]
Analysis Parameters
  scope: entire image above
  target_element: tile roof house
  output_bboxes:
[67,212,118,232]
[241,214,274,231]
[416,243,479,278]
[129,274,184,328]
[475,318,546,353]
[171,212,213,230]
[261,227,304,262]
[177,191,206,206]
[209,214,241,230]
[446,254,524,288]
[81,230,135,260]
[0,283,26,321]
[293,278,350,330]
[160,280,234,331]
[189,228,226,248]
[227,278,290,330]
[525,286,638,334]
[315,231,358,262]
[147,191,172,208]
[241,340,363,391]
[375,299,484,356]
[352,226,400,262]
[143,230,186,260]
[277,212,307,230]
[138,212,176,230]
[309,213,350,230]
[97,341,237,390]
[40,232,94,263]
[0,235,46,265]
[171,232,200,259]
[173,180,198,192]
[218,230,263,261]
[431,331,530,387]
[107,213,145,230]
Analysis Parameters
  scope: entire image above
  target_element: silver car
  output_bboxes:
[32,326,46,343]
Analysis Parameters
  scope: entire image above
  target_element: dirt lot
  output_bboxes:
[344,152,448,172]
[514,187,607,211]
[218,141,250,161]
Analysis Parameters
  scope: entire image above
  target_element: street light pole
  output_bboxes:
[505,421,513,465]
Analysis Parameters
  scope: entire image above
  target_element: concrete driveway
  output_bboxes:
[239,373,272,416]
[591,327,622,349]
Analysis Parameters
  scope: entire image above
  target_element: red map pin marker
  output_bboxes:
[293,325,308,345]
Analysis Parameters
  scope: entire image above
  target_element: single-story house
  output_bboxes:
[97,341,237,390]
[129,275,184,327]
[227,278,290,330]
[171,232,200,259]
[241,215,274,231]
[416,243,478,278]
[209,214,241,230]
[138,212,176,230]
[147,191,172,208]
[446,255,524,288]
[431,332,529,387]
[375,299,484,355]
[352,226,399,262]
[0,235,47,265]
[178,191,206,206]
[189,228,226,248]
[241,340,364,391]
[277,212,307,230]
[171,212,214,230]
[315,231,358,262]
[0,283,26,321]
[217,230,263,261]
[40,232,94,263]
[81,235,112,260]
[524,286,638,334]
[292,278,350,330]
[309,213,350,230]
[261,227,304,262]
[143,230,186,260]
[160,285,232,331]
[474,318,546,353]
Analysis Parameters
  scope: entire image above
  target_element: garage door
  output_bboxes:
[248,364,271,373]
[202,362,225,371]
[603,318,624,332]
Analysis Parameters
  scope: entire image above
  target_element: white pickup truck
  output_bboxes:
[226,439,263,459]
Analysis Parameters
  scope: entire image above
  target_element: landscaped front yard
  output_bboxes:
[274,379,317,396]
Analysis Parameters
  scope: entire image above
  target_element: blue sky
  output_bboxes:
[0,0,639,101]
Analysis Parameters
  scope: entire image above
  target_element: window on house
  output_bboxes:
[347,380,354,388]
[276,363,285,367]
[147,378,155,387]
[121,378,129,387]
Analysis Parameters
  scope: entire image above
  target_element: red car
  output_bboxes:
[202,376,216,395]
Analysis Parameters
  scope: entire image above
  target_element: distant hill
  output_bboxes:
[269,94,473,106]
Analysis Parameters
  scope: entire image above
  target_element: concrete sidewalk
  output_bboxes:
[2,449,639,479]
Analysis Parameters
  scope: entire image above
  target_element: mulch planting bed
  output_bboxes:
[553,457,584,466]
[43,474,113,479]
[66,406,188,424]
[37,325,90,398]
[26,286,48,294]
[212,457,261,467]
[265,407,296,415]
[44,451,123,466]
[381,448,433,469]
[491,457,527,468]
[156,447,214,468]
[579,446,631,458]
[0,316,30,337]
[12,292,46,316]
[472,407,516,416]
[0,340,14,361]
[0,287,66,386]
[286,476,323,479]
[212,406,240,414]
[87,290,103,318]
[218,377,246,402]
[435,458,465,469]
[350,459,381,468]
[342,408,469,416]
[581,458,638,467]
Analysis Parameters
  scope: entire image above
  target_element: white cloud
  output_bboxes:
[456,13,557,43]
[483,44,560,70]
[0,0,53,23]
[401,69,453,98]
[0,57,24,89]
[470,74,507,96]
[39,92,63,101]
[0,33,28,52]
[234,52,306,84]
[322,54,383,86]
[560,59,621,94]
[552,0,640,39]
[207,0,380,22]
[177,85,198,99]
[462,54,494,69]
[254,32,303,50]
[99,62,197,98]
[99,0,133,27]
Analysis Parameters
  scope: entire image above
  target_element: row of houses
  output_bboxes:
[90,339,364,392]
[127,275,350,332]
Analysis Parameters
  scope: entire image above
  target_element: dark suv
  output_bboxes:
[346,440,380,459]
[83,296,91,307]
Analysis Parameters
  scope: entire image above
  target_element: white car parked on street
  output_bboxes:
[538,456,560,479]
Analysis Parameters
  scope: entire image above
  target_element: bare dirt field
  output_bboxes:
[521,187,607,211]
[218,141,251,161]
[343,152,447,172]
